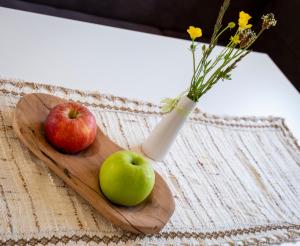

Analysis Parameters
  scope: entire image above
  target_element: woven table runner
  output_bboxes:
[0,79,300,245]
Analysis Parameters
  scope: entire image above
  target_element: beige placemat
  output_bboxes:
[0,79,300,245]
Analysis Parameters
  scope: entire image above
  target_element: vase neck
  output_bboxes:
[174,96,197,117]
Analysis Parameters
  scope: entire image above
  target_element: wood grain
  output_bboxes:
[12,93,175,234]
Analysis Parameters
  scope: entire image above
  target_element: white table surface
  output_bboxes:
[0,7,299,142]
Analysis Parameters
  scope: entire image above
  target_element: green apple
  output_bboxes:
[99,150,155,206]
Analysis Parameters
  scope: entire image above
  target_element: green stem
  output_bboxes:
[214,26,230,41]
[192,41,196,84]
[205,41,235,75]
[198,47,241,97]
[194,26,231,82]
[195,41,235,93]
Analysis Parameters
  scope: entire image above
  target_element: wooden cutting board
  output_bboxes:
[12,93,175,234]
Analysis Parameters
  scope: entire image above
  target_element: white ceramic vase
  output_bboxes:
[142,96,197,161]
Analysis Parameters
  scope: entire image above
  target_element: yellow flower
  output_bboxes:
[238,11,252,30]
[187,26,202,41]
[230,35,240,44]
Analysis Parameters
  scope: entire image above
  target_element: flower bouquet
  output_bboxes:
[142,0,277,161]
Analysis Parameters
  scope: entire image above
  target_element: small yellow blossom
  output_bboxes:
[230,35,240,44]
[238,11,252,30]
[187,26,202,41]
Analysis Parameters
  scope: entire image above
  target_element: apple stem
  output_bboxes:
[68,109,79,119]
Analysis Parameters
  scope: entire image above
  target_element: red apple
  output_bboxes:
[44,102,97,154]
